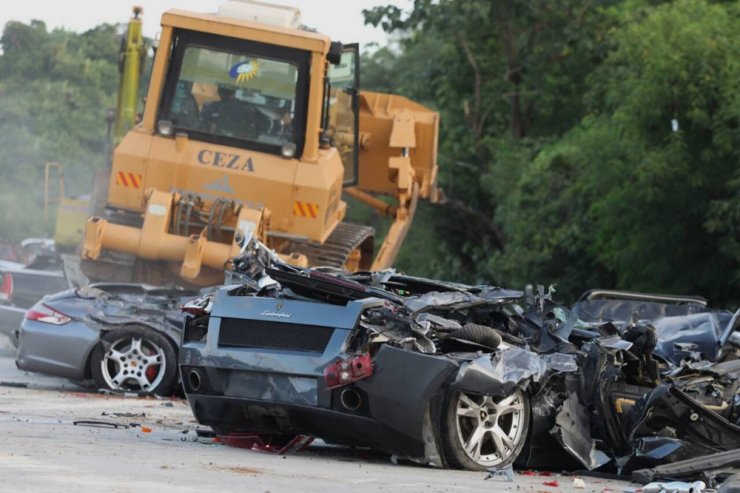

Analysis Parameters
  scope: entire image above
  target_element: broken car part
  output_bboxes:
[179,238,740,473]
[632,449,740,484]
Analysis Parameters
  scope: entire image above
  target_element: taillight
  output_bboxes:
[25,303,71,325]
[0,273,13,302]
[323,354,373,389]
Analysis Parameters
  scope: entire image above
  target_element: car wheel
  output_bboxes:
[90,326,177,396]
[441,388,530,470]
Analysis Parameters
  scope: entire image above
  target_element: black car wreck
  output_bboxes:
[179,239,740,476]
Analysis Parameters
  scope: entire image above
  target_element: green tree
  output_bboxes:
[364,0,620,283]
[496,0,740,304]
[0,20,120,241]
[364,0,740,306]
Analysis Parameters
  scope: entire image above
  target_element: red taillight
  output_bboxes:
[323,354,373,389]
[0,273,13,302]
[25,303,71,325]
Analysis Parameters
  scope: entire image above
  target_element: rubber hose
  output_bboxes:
[452,323,503,349]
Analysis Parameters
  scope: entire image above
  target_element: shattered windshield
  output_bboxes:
[161,31,310,156]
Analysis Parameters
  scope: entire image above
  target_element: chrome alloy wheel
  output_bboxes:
[100,337,166,392]
[454,389,527,466]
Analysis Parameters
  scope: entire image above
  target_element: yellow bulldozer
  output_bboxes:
[81,0,442,287]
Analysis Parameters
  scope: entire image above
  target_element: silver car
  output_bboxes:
[16,283,198,395]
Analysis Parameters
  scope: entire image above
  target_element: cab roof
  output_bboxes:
[161,9,332,54]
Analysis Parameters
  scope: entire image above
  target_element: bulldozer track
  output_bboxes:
[290,223,375,269]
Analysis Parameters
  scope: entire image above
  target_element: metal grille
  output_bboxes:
[218,317,334,353]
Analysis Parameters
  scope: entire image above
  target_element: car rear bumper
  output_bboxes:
[182,344,459,461]
[16,319,99,381]
[186,393,426,457]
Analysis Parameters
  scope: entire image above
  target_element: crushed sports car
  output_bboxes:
[16,283,199,395]
[179,238,740,475]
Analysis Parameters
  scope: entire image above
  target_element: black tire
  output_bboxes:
[441,388,530,470]
[90,326,178,396]
[453,323,503,349]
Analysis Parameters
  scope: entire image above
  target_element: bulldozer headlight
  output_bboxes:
[157,119,174,137]
[281,142,297,159]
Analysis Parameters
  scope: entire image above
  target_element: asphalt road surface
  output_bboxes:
[0,336,634,493]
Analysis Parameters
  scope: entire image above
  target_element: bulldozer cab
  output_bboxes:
[159,30,310,156]
[158,28,361,178]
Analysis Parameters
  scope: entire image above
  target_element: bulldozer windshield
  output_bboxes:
[159,30,311,157]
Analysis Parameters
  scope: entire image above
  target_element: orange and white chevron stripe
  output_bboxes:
[116,171,143,189]
[293,201,319,219]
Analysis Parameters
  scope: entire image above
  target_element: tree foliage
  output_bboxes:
[364,0,740,306]
[0,20,119,240]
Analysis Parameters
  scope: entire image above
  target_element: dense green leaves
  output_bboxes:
[363,0,740,307]
[0,20,119,240]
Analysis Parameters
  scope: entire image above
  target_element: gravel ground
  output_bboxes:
[0,336,634,493]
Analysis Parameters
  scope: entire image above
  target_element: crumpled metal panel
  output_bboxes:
[596,335,634,351]
[633,437,685,461]
[404,291,483,313]
[403,288,524,314]
[551,394,611,470]
[452,347,548,397]
[541,353,578,372]
[652,312,730,365]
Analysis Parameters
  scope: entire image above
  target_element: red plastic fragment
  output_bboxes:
[220,433,314,455]
[543,481,560,487]
[221,433,264,449]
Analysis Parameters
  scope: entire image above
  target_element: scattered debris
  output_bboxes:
[543,480,560,487]
[141,426,153,433]
[552,394,610,470]
[573,478,586,489]
[641,481,705,493]
[195,428,216,439]
[485,464,515,482]
[219,433,313,455]
[0,381,28,388]
[101,412,146,418]
[73,420,128,429]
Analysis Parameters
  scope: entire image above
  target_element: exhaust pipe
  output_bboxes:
[339,388,363,412]
[188,369,203,392]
